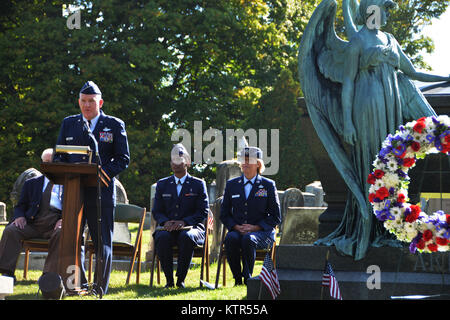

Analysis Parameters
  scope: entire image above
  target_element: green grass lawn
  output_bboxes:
[0,224,264,300]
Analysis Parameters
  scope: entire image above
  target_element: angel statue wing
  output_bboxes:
[298,0,368,219]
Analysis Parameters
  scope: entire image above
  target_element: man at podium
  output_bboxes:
[54,81,130,294]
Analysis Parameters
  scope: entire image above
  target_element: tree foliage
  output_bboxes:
[0,0,448,215]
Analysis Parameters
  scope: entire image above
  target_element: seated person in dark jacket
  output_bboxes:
[220,146,281,285]
[152,144,209,288]
[0,148,63,281]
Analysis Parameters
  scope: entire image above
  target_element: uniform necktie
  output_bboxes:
[244,180,253,199]
[177,180,183,196]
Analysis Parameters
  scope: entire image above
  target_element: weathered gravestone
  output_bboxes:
[0,202,6,224]
[279,207,326,245]
[209,160,241,261]
[277,188,305,234]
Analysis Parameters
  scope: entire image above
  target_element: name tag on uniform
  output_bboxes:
[162,194,172,198]
[100,131,113,143]
[232,194,240,198]
[66,137,74,141]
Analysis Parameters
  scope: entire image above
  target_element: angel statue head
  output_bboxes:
[355,0,397,28]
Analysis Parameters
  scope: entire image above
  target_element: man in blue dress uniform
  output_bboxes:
[152,144,209,288]
[220,146,281,285]
[0,149,63,282]
[54,81,130,294]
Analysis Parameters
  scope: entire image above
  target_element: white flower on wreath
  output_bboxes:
[389,206,402,218]
[437,115,450,126]
[374,179,385,189]
[372,158,386,170]
[404,222,418,240]
[382,172,400,189]
[386,159,398,172]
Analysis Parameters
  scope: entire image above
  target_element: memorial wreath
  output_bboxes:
[368,115,450,253]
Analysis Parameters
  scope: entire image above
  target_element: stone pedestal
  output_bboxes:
[248,245,450,300]
[298,108,348,239]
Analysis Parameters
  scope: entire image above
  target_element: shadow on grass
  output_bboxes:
[107,283,210,299]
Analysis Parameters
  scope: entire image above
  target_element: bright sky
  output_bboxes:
[420,7,450,74]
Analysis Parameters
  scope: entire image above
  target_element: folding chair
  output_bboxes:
[214,224,277,288]
[87,203,147,285]
[22,238,50,279]
[149,213,211,287]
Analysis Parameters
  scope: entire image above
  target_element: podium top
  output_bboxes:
[40,162,110,187]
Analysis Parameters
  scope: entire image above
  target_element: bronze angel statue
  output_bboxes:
[298,0,450,260]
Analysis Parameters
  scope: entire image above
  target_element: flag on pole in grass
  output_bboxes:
[322,261,343,300]
[207,210,214,230]
[259,253,280,299]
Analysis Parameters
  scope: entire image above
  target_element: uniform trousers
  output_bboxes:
[0,208,61,275]
[154,228,205,284]
[224,230,274,282]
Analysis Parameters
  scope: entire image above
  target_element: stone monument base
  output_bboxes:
[247,245,450,300]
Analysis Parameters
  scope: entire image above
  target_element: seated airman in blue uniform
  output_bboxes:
[54,81,130,295]
[220,146,281,285]
[152,144,209,288]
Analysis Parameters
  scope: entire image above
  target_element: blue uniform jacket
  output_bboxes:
[54,110,130,207]
[152,174,209,229]
[13,175,61,221]
[220,174,281,232]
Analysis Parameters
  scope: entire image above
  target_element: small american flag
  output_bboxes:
[322,262,343,300]
[207,210,214,230]
[259,253,280,299]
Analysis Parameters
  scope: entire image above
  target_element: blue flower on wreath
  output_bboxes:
[375,200,394,221]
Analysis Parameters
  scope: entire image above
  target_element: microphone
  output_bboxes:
[84,119,101,165]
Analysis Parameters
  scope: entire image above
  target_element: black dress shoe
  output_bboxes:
[176,281,185,288]
[164,282,174,288]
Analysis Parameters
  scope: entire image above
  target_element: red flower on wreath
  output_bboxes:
[413,119,426,133]
[375,187,389,200]
[373,169,385,179]
[397,193,406,203]
[402,157,415,167]
[423,229,433,242]
[410,141,421,152]
[427,243,438,252]
[367,174,376,185]
[405,205,421,223]
[416,239,425,250]
[436,237,449,246]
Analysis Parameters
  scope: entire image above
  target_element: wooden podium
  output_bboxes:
[40,162,110,293]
